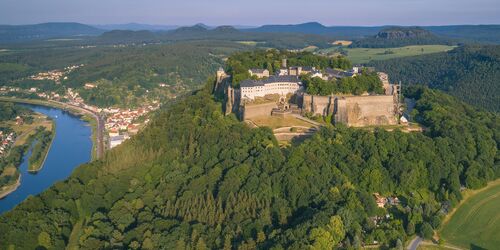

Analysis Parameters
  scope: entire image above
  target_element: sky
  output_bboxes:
[0,0,499,26]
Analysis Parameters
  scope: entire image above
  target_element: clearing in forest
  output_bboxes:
[440,180,500,250]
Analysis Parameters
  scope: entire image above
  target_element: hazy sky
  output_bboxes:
[1,0,499,26]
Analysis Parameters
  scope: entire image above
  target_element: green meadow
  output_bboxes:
[440,181,500,250]
[319,45,455,64]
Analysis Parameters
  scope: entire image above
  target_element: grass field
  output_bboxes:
[8,113,53,146]
[249,116,315,129]
[440,180,500,249]
[345,45,455,64]
[317,45,455,64]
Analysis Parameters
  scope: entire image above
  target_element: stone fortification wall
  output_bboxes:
[336,95,397,127]
[242,102,278,120]
[302,94,334,116]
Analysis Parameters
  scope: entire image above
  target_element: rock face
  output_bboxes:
[375,27,434,39]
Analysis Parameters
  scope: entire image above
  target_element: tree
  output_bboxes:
[419,222,434,240]
[406,221,415,235]
[37,232,51,249]
[309,215,345,249]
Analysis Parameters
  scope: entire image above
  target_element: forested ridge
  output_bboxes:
[0,80,497,249]
[0,41,248,107]
[370,45,500,112]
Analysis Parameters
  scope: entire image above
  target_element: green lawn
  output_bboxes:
[345,45,455,64]
[249,115,315,129]
[318,45,455,64]
[440,181,500,249]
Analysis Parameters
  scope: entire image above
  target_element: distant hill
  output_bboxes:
[426,25,500,44]
[370,45,500,112]
[350,27,454,48]
[0,22,103,43]
[245,22,500,44]
[93,23,178,31]
[212,25,239,33]
[171,24,209,34]
[99,30,159,43]
[245,22,389,39]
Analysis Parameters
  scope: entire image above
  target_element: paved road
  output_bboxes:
[407,236,423,250]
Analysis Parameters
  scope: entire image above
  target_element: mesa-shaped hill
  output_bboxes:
[350,27,454,48]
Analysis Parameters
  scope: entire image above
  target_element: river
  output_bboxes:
[0,105,92,214]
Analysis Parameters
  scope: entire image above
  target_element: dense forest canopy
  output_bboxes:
[0,80,497,249]
[0,41,249,107]
[226,50,352,86]
[0,102,27,121]
[370,45,500,112]
[302,72,384,96]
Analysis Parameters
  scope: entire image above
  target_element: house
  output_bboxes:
[310,70,323,78]
[248,69,270,78]
[240,75,303,100]
[373,193,387,208]
[15,116,23,125]
[400,116,409,125]
[84,83,96,89]
[288,66,302,76]
[325,68,355,79]
[388,196,400,206]
[300,66,316,75]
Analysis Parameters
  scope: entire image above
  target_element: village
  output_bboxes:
[0,131,15,158]
[1,64,160,150]
[29,64,84,83]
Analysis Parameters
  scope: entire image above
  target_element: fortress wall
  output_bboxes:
[334,98,348,124]
[343,95,397,127]
[242,102,278,120]
[312,95,333,116]
[303,94,334,116]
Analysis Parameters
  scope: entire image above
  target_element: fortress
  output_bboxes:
[214,61,400,127]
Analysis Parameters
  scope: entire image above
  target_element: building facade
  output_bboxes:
[240,75,303,100]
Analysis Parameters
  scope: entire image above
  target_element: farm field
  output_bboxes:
[440,180,500,250]
[318,45,455,64]
[345,45,455,64]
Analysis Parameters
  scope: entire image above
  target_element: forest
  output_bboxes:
[0,79,497,249]
[28,126,54,171]
[370,45,500,112]
[0,102,29,121]
[226,49,352,86]
[0,40,249,107]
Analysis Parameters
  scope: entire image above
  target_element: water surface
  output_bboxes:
[0,105,92,214]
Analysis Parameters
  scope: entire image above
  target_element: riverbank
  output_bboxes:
[0,97,102,160]
[27,121,56,173]
[0,175,20,199]
[0,104,93,213]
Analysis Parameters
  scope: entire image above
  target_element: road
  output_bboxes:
[407,236,423,250]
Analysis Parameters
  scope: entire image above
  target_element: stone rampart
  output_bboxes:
[242,102,278,120]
